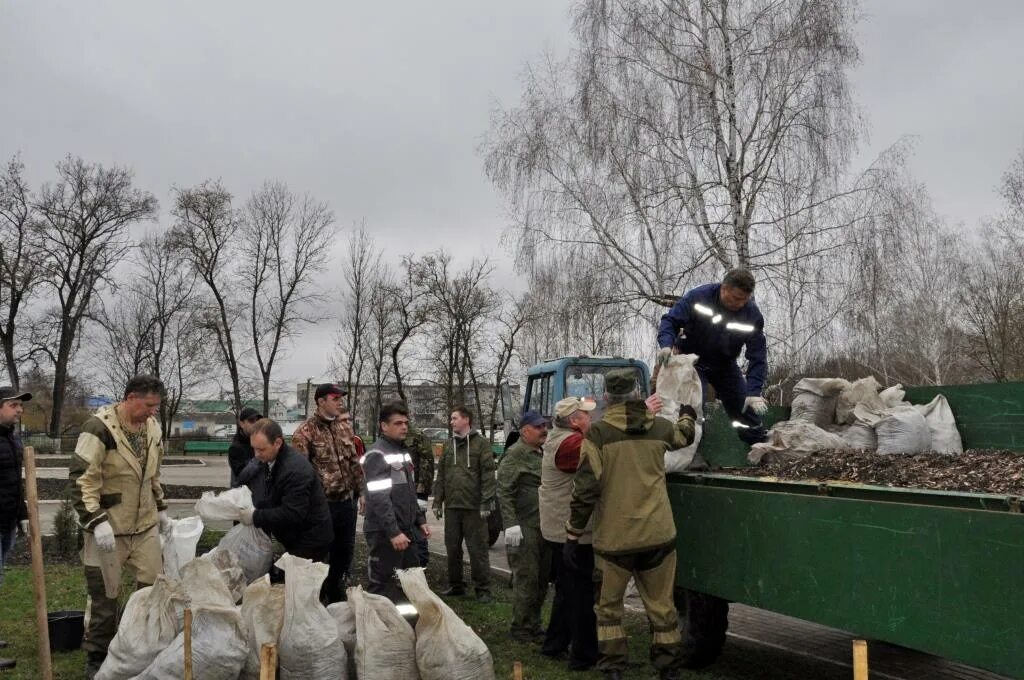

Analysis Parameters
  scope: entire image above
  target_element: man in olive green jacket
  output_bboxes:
[69,375,171,679]
[432,406,495,601]
[496,409,552,641]
[566,369,696,680]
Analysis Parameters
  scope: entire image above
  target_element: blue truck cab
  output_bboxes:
[519,355,651,421]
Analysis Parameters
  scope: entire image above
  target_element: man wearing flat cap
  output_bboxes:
[496,409,552,641]
[291,383,364,604]
[539,396,599,671]
[566,369,697,680]
[0,386,30,671]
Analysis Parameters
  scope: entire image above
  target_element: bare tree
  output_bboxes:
[241,181,337,416]
[364,274,398,426]
[0,155,43,387]
[483,292,533,440]
[389,256,430,403]
[484,0,864,313]
[333,225,380,418]
[412,252,496,426]
[168,180,246,412]
[33,156,157,436]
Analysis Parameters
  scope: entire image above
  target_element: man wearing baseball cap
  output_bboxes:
[0,386,30,670]
[291,383,364,604]
[496,409,552,641]
[228,406,263,498]
[565,369,696,680]
[539,396,598,670]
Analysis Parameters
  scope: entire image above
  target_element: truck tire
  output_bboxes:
[675,588,729,668]
[488,504,503,546]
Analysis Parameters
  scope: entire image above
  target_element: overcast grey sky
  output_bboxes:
[2,1,1022,402]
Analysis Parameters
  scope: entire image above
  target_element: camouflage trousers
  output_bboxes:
[595,545,683,673]
[506,525,551,636]
[444,508,491,594]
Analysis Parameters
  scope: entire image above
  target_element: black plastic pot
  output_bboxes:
[47,610,84,652]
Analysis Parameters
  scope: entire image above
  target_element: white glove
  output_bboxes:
[94,521,116,552]
[18,519,29,537]
[744,396,768,416]
[480,508,491,520]
[239,507,255,526]
[158,511,173,535]
[417,498,428,513]
[656,347,673,366]
[504,524,523,547]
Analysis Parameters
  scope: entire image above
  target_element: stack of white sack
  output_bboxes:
[748,377,962,464]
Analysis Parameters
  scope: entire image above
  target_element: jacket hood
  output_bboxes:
[603,401,655,435]
[453,430,480,442]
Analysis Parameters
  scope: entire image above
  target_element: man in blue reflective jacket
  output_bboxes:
[657,268,768,445]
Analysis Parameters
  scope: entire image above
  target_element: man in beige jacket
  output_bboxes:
[69,375,170,678]
[539,396,598,671]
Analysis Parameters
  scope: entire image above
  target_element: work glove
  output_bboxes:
[562,537,579,571]
[239,507,255,526]
[656,347,673,367]
[18,519,29,537]
[504,524,523,548]
[744,396,768,416]
[480,507,491,520]
[679,404,697,420]
[432,503,443,520]
[417,498,428,513]
[158,511,173,535]
[94,521,116,552]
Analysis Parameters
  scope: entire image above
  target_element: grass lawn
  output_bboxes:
[0,531,839,680]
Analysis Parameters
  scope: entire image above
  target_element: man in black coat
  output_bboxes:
[239,418,333,561]
[0,386,31,671]
[228,407,264,504]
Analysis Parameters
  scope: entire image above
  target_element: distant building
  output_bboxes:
[170,398,290,437]
[297,381,521,436]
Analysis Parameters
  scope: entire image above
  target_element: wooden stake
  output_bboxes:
[24,446,53,680]
[853,639,869,680]
[259,642,278,680]
[513,660,523,680]
[183,608,193,680]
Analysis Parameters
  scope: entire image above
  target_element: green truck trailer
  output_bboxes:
[517,357,1024,678]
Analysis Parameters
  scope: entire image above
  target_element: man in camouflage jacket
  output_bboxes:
[291,383,364,604]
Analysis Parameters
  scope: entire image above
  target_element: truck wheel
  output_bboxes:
[675,588,729,668]
[487,505,503,546]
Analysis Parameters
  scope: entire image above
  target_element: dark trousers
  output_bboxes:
[543,540,598,668]
[321,498,357,603]
[697,361,768,445]
[444,508,491,594]
[366,528,422,603]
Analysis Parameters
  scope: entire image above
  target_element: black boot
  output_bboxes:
[84,651,106,679]
[439,585,466,597]
[0,658,15,670]
[601,671,623,680]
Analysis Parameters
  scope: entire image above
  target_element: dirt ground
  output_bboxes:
[734,449,1024,495]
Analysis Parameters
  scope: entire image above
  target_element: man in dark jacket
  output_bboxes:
[657,268,768,444]
[228,407,263,502]
[239,419,333,561]
[433,405,495,601]
[0,386,30,671]
[360,401,430,603]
